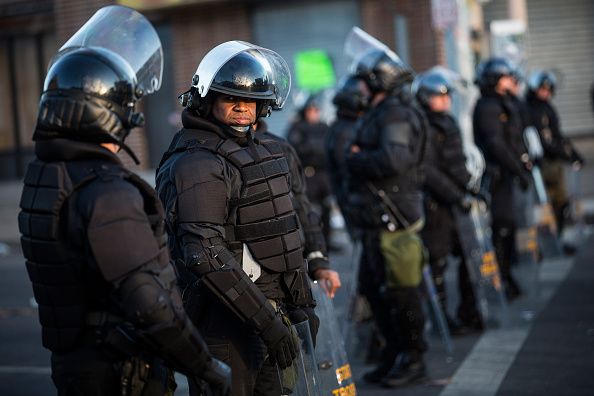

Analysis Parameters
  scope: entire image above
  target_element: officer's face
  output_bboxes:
[428,93,451,112]
[212,95,257,127]
[536,86,552,101]
[496,76,516,95]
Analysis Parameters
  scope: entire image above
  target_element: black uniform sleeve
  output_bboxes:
[82,180,214,381]
[346,108,418,179]
[534,103,581,162]
[473,100,529,178]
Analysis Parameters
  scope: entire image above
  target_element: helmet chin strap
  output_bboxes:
[230,125,250,133]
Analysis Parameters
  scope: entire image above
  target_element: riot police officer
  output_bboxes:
[414,69,483,332]
[473,57,533,300]
[344,47,428,387]
[526,70,584,234]
[287,96,334,247]
[256,120,342,297]
[326,75,371,240]
[18,6,230,395]
[155,41,318,396]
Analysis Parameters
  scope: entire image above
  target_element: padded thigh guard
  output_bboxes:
[116,261,212,378]
[185,239,278,333]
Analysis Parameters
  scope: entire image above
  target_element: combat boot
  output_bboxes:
[381,351,427,388]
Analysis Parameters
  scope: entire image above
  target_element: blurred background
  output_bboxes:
[0,0,592,177]
[1,1,593,395]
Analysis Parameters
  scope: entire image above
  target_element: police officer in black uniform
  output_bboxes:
[287,96,334,247]
[526,70,584,234]
[345,48,428,387]
[256,120,342,297]
[18,6,230,396]
[155,41,318,396]
[326,75,371,240]
[414,69,483,331]
[473,57,533,300]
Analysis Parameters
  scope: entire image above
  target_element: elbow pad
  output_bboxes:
[184,240,278,334]
[117,263,212,377]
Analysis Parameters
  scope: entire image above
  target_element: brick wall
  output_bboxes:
[360,0,443,72]
[168,2,252,98]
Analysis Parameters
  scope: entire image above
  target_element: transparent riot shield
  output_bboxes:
[453,199,508,326]
[340,241,374,366]
[462,199,509,324]
[421,265,454,356]
[524,126,562,259]
[344,26,392,61]
[55,5,163,95]
[564,169,586,248]
[311,283,357,396]
[278,321,322,396]
[513,180,540,266]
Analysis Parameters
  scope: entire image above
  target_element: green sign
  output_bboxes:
[293,49,336,93]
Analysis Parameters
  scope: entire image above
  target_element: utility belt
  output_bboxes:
[82,312,175,396]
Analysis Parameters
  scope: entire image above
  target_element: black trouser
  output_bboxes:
[423,203,480,324]
[51,347,169,396]
[187,290,282,396]
[52,349,121,396]
[358,232,426,365]
[492,223,519,290]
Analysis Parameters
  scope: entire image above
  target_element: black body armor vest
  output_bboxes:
[19,159,165,353]
[165,128,304,273]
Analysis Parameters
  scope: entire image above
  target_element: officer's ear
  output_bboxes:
[258,101,272,118]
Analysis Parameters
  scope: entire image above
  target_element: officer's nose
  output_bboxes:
[234,101,249,112]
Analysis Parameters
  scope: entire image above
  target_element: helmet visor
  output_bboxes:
[54,5,163,95]
[345,27,403,75]
[193,40,291,109]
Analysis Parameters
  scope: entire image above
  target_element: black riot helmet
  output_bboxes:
[352,49,415,94]
[36,48,144,161]
[474,57,516,89]
[332,75,369,113]
[34,5,163,163]
[528,70,557,94]
[412,69,455,107]
[180,40,291,121]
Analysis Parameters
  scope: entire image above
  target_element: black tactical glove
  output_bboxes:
[286,305,320,347]
[260,317,298,369]
[201,358,231,396]
[457,196,473,213]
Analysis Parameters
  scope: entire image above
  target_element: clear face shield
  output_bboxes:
[53,5,163,97]
[344,26,402,71]
[192,40,291,110]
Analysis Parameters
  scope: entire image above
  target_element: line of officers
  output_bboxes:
[18,7,585,396]
[287,59,584,386]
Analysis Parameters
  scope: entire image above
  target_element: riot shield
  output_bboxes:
[454,200,507,325]
[340,241,374,366]
[513,180,540,266]
[453,200,508,326]
[278,321,322,396]
[564,169,586,248]
[311,283,357,396]
[524,127,562,258]
[421,265,454,356]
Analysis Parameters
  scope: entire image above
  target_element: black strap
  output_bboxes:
[229,190,272,207]
[225,214,298,241]
[367,181,410,228]
[240,157,289,186]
